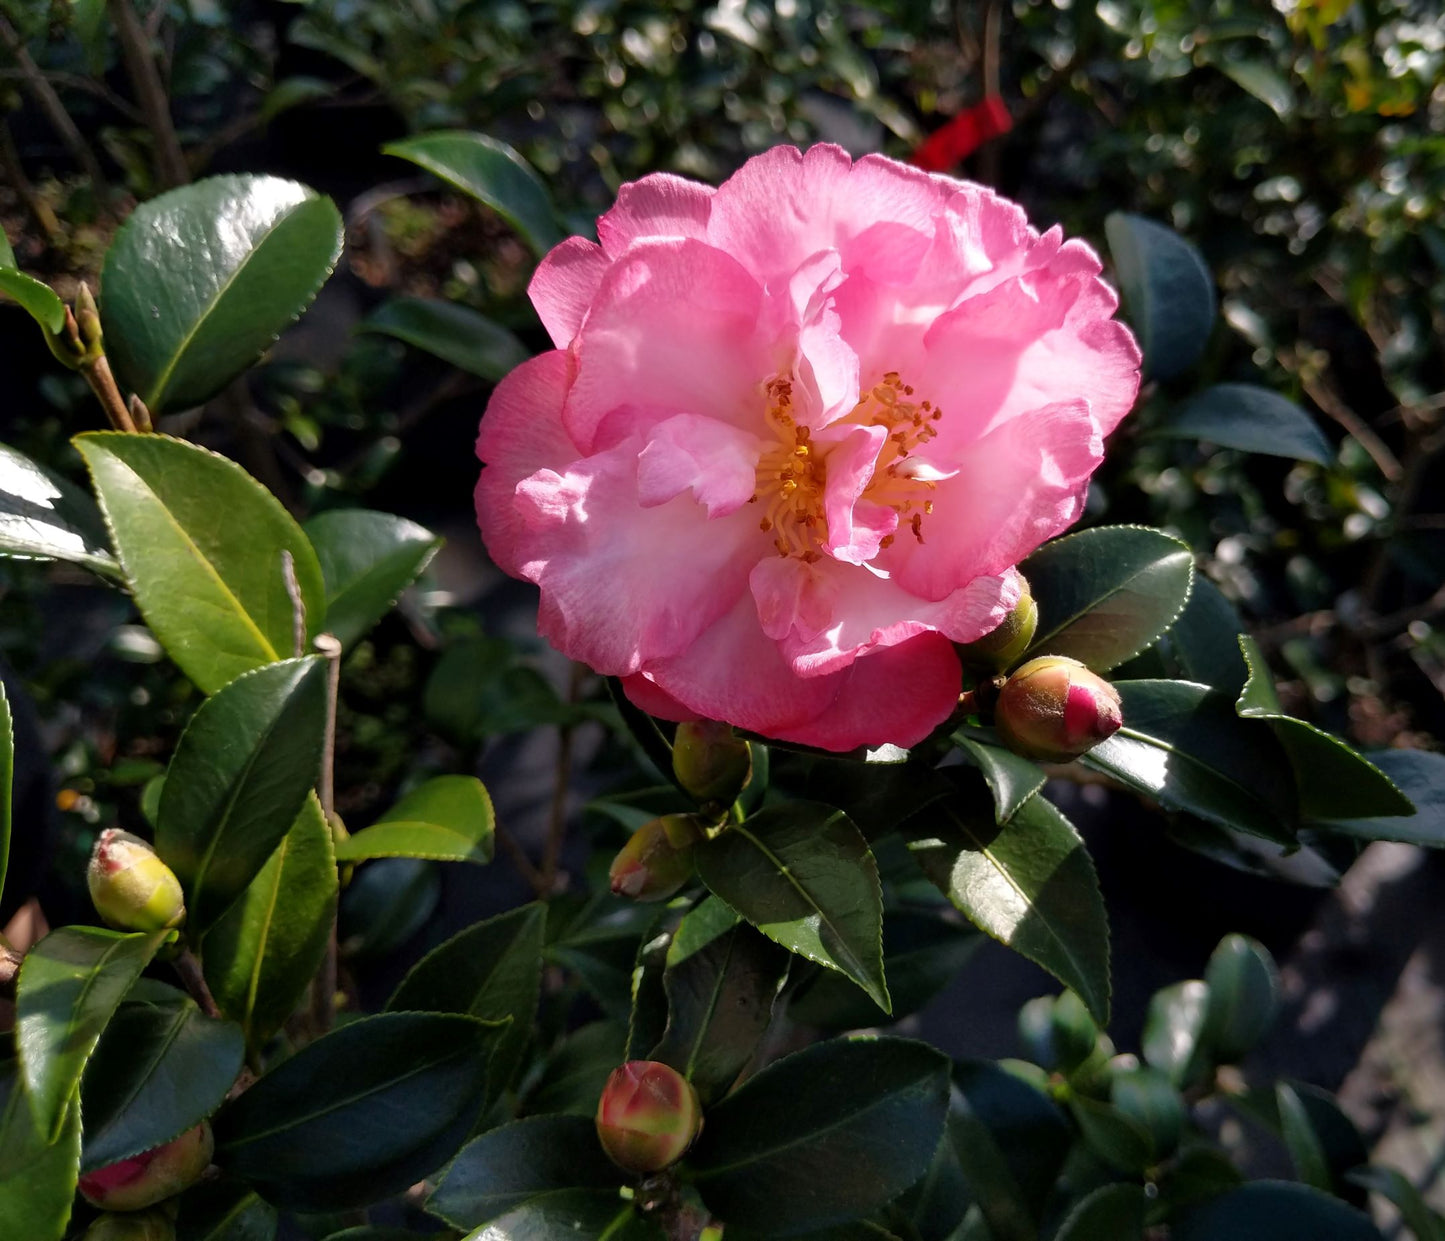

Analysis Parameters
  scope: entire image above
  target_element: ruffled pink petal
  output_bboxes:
[888,399,1103,601]
[818,423,892,564]
[597,173,715,255]
[619,672,697,723]
[529,236,612,349]
[563,238,769,454]
[636,414,762,518]
[766,633,963,751]
[475,352,578,578]
[750,555,840,644]
[512,436,756,674]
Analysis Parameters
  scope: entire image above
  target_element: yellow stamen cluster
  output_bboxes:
[854,371,943,550]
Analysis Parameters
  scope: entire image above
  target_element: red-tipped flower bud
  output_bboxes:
[78,1123,213,1212]
[994,656,1122,763]
[595,1060,703,1173]
[87,829,186,933]
[957,577,1038,672]
[609,815,703,902]
[672,720,752,807]
[81,1210,176,1241]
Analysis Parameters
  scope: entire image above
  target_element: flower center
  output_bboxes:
[751,371,944,560]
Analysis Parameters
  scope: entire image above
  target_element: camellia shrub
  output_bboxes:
[0,132,1442,1241]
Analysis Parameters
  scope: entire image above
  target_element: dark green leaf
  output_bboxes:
[1083,680,1297,843]
[426,637,572,742]
[690,1037,951,1237]
[948,1060,1071,1241]
[544,894,656,1015]
[1236,637,1413,821]
[650,898,789,1103]
[1215,60,1296,119]
[1016,991,1097,1075]
[1161,575,1248,693]
[202,793,338,1051]
[1170,1181,1383,1241]
[337,775,494,865]
[81,982,244,1169]
[175,1177,279,1241]
[1277,1082,1332,1192]
[905,776,1111,1024]
[0,682,10,911]
[1346,1167,1445,1241]
[15,926,168,1137]
[774,753,954,841]
[387,903,545,1105]
[1142,979,1211,1086]
[214,1012,498,1211]
[1160,384,1331,464]
[1104,212,1216,381]
[0,268,65,334]
[74,432,327,693]
[1319,749,1445,846]
[157,657,328,930]
[1021,525,1195,672]
[304,509,442,648]
[0,227,14,267]
[454,1191,644,1241]
[1054,1183,1147,1241]
[1111,1065,1185,1159]
[362,297,530,381]
[0,441,119,577]
[521,1021,625,1118]
[383,132,561,256]
[260,76,334,121]
[951,735,1044,822]
[1158,1143,1244,1212]
[898,1129,971,1241]
[339,857,440,961]
[101,174,343,413]
[0,1063,80,1241]
[1277,1081,1368,1202]
[1200,934,1278,1062]
[695,802,889,1012]
[1068,1095,1154,1174]
[426,1115,621,1230]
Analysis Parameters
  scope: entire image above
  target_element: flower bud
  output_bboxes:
[74,282,104,361]
[595,1060,702,1173]
[78,1123,213,1212]
[672,720,752,807]
[81,1210,176,1241]
[957,578,1038,672]
[88,829,186,933]
[994,656,1122,763]
[609,815,703,902]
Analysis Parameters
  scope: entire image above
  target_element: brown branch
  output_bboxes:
[173,948,221,1018]
[0,117,62,242]
[105,0,188,188]
[0,67,146,124]
[82,354,138,432]
[1294,366,1402,482]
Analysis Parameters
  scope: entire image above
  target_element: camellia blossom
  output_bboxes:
[475,144,1141,751]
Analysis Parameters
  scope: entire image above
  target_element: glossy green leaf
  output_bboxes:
[1346,1166,1445,1241]
[1200,934,1278,1062]
[1160,384,1331,464]
[81,982,244,1169]
[383,132,561,256]
[214,1012,498,1211]
[337,775,495,865]
[1236,637,1413,821]
[0,268,65,335]
[304,509,441,648]
[1142,979,1211,1086]
[362,297,530,381]
[948,1059,1072,1241]
[0,1064,80,1241]
[1161,574,1248,693]
[426,1115,621,1230]
[1104,212,1216,381]
[15,926,168,1137]
[387,902,544,1105]
[1017,990,1097,1075]
[0,682,10,912]
[456,1191,645,1241]
[1054,1183,1147,1241]
[1069,1094,1154,1173]
[101,174,343,413]
[951,734,1044,822]
[174,1177,279,1241]
[202,793,338,1051]
[1111,1064,1185,1159]
[0,441,119,577]
[1083,680,1297,843]
[1320,749,1445,846]
[157,657,328,930]
[74,432,327,693]
[690,1037,951,1237]
[1021,525,1195,672]
[1171,1181,1384,1241]
[650,898,789,1103]
[905,776,1111,1024]
[695,802,889,1012]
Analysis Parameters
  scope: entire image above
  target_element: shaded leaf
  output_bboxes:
[337,775,495,865]
[951,734,1044,822]
[1160,384,1331,464]
[1171,1181,1383,1241]
[1104,212,1216,381]
[521,1021,625,1119]
[1216,60,1295,119]
[174,1177,279,1241]
[1319,749,1445,846]
[0,1063,80,1241]
[0,442,118,577]
[1346,1167,1445,1241]
[0,268,65,335]
[304,509,441,648]
[0,683,10,911]
[1142,979,1211,1086]
[1277,1082,1332,1192]
[339,857,440,960]
[1161,574,1248,693]
[1069,1095,1154,1173]
[362,297,529,381]
[456,1191,645,1241]
[1054,1183,1147,1241]
[1200,934,1278,1062]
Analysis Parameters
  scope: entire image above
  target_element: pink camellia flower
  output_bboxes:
[475,144,1140,751]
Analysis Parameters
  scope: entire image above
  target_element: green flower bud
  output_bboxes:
[994,656,1122,763]
[957,578,1038,672]
[81,1210,176,1241]
[609,815,703,902]
[595,1060,703,1173]
[672,720,752,807]
[78,1123,213,1212]
[88,829,186,932]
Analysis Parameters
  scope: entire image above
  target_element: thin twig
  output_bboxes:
[281,551,306,659]
[106,0,189,188]
[0,117,63,241]
[0,67,146,124]
[173,948,221,1018]
[82,354,137,431]
[495,823,548,896]
[311,632,343,1036]
[1295,366,1402,482]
